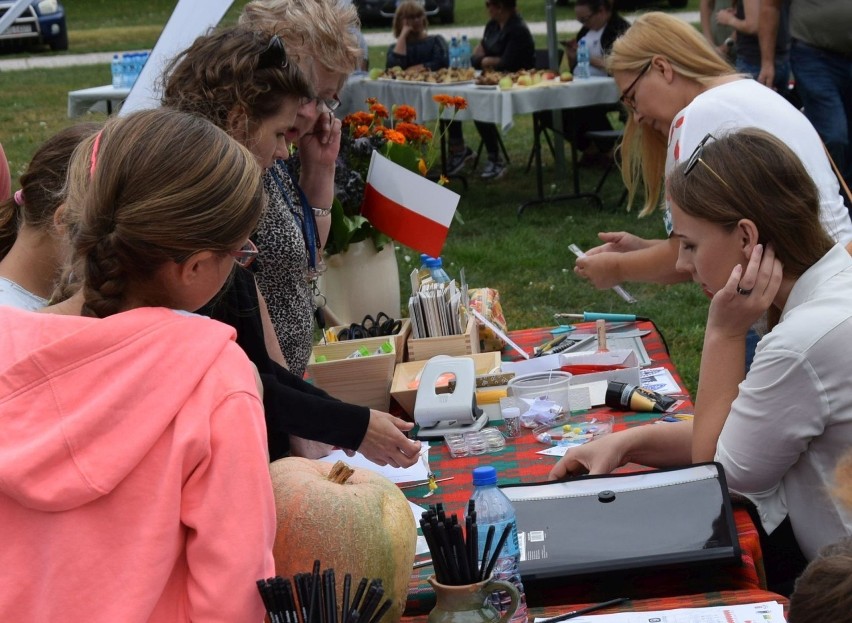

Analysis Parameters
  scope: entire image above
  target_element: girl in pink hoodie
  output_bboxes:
[0,107,279,622]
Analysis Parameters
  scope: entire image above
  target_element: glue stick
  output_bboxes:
[604,381,678,413]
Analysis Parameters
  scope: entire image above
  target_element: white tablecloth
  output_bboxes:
[67,85,131,118]
[339,76,619,132]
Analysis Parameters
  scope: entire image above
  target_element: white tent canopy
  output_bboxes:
[120,0,234,115]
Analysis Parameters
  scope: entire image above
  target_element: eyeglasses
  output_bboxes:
[619,61,652,113]
[258,34,288,70]
[684,133,731,189]
[301,95,341,113]
[230,239,259,268]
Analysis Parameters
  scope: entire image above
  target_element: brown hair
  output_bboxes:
[788,537,852,623]
[668,128,833,278]
[607,12,736,215]
[64,109,265,318]
[161,25,313,133]
[392,0,427,39]
[0,123,100,259]
[239,0,362,82]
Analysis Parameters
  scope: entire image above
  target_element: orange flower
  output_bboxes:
[433,94,454,106]
[343,111,374,127]
[369,101,389,119]
[353,124,371,138]
[383,129,406,144]
[419,126,433,142]
[396,122,426,143]
[394,105,417,123]
[451,96,468,111]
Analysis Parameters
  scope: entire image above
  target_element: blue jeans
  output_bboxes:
[735,57,790,95]
[790,39,852,190]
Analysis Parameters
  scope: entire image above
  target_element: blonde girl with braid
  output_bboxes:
[0,107,275,621]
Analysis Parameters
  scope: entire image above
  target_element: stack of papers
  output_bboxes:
[408,268,467,339]
[533,601,786,623]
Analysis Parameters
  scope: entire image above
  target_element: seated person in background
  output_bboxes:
[788,455,852,623]
[0,108,274,622]
[386,0,473,174]
[550,128,852,594]
[0,123,100,311]
[559,0,630,165]
[471,0,535,180]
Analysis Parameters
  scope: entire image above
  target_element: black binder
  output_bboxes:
[500,463,741,580]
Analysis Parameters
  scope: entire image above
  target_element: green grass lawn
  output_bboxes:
[0,0,708,394]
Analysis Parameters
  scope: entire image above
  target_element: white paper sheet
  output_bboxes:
[317,445,430,484]
[534,601,786,623]
[640,366,682,395]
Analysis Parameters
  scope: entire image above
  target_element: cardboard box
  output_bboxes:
[390,352,502,417]
[407,316,481,361]
[321,318,411,364]
[306,340,396,411]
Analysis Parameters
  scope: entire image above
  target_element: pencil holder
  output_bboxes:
[427,575,519,623]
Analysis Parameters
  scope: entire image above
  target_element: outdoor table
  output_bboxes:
[398,322,786,620]
[67,84,130,118]
[339,77,619,212]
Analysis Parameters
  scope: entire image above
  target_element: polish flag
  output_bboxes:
[361,151,460,257]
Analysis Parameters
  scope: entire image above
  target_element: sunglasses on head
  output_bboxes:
[684,133,731,189]
[230,239,259,268]
[257,34,288,70]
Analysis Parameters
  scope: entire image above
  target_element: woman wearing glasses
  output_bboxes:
[574,12,852,293]
[552,127,852,594]
[163,25,422,468]
[239,0,357,379]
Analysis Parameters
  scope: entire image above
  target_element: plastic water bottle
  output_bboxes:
[470,466,528,623]
[426,257,451,283]
[111,54,122,89]
[449,36,460,69]
[460,35,472,69]
[575,39,591,79]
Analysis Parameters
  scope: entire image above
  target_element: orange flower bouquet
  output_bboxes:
[327,94,467,255]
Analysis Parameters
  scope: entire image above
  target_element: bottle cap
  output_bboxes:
[501,406,520,418]
[378,341,393,354]
[315,355,328,363]
[472,465,498,486]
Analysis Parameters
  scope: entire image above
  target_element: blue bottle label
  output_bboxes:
[478,519,520,560]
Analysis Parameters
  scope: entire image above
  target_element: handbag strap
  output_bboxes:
[823,142,852,206]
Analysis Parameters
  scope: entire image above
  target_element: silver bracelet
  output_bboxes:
[312,206,332,217]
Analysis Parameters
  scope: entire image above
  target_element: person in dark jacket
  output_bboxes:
[471,0,535,180]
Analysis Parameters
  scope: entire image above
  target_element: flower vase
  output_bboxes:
[319,239,401,327]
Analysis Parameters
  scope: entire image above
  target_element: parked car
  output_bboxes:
[355,0,454,25]
[0,0,68,52]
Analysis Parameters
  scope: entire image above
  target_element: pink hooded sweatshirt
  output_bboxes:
[0,306,275,622]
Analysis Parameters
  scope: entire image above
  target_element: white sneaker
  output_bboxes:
[480,160,507,180]
[446,147,475,175]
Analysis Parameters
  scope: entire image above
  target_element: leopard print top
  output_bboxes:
[252,161,315,378]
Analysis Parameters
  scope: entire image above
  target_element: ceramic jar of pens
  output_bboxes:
[427,575,519,623]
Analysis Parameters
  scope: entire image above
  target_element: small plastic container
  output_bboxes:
[534,413,614,447]
[506,371,573,428]
[444,433,469,458]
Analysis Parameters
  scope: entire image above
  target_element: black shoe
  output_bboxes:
[446,147,475,175]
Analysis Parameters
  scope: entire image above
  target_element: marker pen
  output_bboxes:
[605,381,678,413]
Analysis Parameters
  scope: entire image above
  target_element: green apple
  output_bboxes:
[560,71,573,82]
[516,74,533,87]
[369,68,383,80]
[498,76,514,90]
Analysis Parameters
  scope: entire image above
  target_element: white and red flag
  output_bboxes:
[361,151,460,257]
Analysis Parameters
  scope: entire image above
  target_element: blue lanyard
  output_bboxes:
[269,163,319,274]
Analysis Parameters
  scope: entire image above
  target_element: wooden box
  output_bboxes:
[390,351,502,417]
[305,340,396,411]
[321,318,411,364]
[406,316,481,362]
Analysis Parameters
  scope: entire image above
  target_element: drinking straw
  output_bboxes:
[359,584,384,623]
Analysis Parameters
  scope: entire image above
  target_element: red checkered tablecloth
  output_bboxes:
[400,323,782,619]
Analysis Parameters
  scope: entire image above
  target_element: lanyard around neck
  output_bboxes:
[269,163,320,274]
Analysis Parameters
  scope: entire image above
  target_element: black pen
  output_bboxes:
[537,597,629,623]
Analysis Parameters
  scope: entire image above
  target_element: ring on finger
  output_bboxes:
[736,285,753,296]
